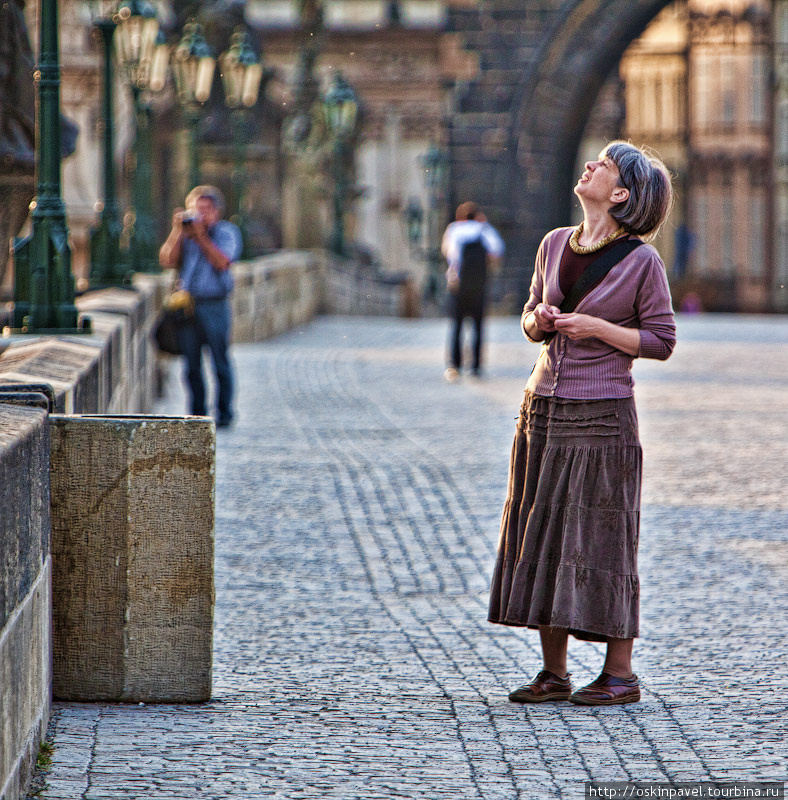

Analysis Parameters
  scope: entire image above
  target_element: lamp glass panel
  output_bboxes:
[115,17,137,67]
[325,103,340,133]
[149,42,170,92]
[424,168,438,191]
[173,57,196,104]
[339,101,357,137]
[114,21,128,66]
[241,63,263,107]
[195,56,216,103]
[436,158,448,188]
[139,17,158,70]
[220,53,243,107]
[128,17,143,64]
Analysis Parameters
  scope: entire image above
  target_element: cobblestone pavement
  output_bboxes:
[37,314,788,800]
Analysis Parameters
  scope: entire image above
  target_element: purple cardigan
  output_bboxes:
[522,227,676,399]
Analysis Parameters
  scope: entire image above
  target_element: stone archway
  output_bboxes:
[448,0,676,304]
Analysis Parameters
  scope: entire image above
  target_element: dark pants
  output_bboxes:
[448,294,484,372]
[177,298,233,423]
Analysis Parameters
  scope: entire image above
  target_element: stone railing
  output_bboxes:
[230,250,322,342]
[0,397,51,800]
[321,253,420,318]
[0,250,321,800]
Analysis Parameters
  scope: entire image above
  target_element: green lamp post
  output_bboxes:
[219,27,263,258]
[172,22,215,190]
[420,142,449,303]
[114,0,169,273]
[10,0,83,332]
[87,9,130,289]
[403,196,424,249]
[323,72,358,256]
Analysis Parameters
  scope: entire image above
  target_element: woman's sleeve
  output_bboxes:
[636,254,676,360]
[520,232,549,342]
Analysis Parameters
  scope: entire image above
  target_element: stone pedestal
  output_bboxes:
[49,415,215,703]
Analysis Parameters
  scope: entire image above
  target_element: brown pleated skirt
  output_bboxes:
[488,391,642,642]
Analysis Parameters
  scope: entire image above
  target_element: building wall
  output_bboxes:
[262,12,457,283]
[579,0,776,312]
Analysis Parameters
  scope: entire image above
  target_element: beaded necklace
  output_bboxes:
[568,222,627,255]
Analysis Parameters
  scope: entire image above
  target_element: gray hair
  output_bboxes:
[185,184,226,215]
[604,141,673,241]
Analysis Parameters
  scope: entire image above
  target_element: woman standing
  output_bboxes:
[488,141,676,706]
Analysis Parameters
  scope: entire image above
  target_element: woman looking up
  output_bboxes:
[488,141,676,706]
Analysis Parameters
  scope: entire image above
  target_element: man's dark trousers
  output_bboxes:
[177,297,233,424]
[448,293,484,373]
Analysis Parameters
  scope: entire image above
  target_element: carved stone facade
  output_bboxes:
[447,0,784,311]
[263,24,454,279]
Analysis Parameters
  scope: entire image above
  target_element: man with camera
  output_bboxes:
[159,185,242,428]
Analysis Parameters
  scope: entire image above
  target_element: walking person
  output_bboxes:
[441,202,504,381]
[488,141,676,705]
[159,185,242,427]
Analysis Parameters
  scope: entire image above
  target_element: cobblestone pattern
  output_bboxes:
[35,315,788,800]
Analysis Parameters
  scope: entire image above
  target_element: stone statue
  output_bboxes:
[0,0,36,288]
[0,0,36,171]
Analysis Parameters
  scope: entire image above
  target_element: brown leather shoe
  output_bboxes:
[508,670,572,703]
[568,672,641,706]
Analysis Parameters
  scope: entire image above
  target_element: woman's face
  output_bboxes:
[574,151,627,206]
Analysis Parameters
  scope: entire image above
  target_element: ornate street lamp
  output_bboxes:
[403,196,424,249]
[419,142,449,303]
[172,22,215,190]
[10,0,83,332]
[87,7,130,289]
[323,72,358,256]
[323,72,358,141]
[421,142,449,200]
[114,0,169,273]
[219,27,263,257]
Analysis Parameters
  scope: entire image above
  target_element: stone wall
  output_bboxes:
[230,251,323,343]
[0,251,322,800]
[0,403,51,800]
[230,249,415,338]
[321,253,417,317]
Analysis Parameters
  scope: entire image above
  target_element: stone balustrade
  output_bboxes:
[0,249,324,800]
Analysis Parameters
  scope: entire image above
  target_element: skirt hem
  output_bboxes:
[487,616,639,643]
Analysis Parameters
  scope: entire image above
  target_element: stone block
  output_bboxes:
[0,402,51,800]
[49,415,215,703]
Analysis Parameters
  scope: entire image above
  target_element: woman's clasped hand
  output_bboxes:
[552,312,601,339]
[533,303,600,340]
[532,302,560,332]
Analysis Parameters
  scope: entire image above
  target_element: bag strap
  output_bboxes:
[559,237,645,314]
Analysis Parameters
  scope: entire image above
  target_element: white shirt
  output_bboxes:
[441,220,505,271]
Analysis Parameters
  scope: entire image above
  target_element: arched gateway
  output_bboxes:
[448,0,678,305]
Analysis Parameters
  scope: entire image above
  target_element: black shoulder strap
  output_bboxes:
[560,238,645,314]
